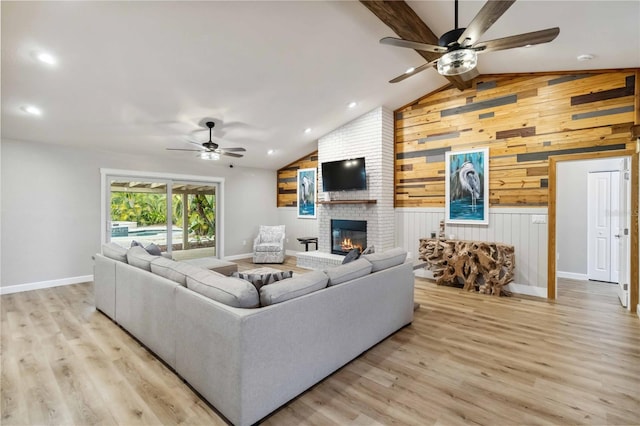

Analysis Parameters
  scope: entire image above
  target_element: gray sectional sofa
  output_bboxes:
[94,244,414,426]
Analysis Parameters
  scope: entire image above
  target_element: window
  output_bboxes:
[101,170,224,258]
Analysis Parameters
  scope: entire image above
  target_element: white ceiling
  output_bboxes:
[2,1,639,170]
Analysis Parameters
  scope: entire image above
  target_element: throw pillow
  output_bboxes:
[145,243,162,256]
[232,270,293,291]
[131,240,162,256]
[341,248,360,264]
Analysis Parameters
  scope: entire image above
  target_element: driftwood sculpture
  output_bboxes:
[419,238,515,296]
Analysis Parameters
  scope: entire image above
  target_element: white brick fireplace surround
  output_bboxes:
[297,106,395,269]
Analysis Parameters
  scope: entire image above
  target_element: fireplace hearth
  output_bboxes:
[331,219,367,255]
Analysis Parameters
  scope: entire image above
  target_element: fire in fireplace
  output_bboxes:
[331,219,367,255]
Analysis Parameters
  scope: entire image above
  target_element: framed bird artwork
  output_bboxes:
[445,148,489,225]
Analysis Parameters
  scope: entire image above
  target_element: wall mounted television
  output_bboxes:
[321,157,366,192]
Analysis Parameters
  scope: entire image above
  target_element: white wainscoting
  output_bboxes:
[395,207,549,292]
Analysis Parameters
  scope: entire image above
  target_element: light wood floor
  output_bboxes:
[2,257,639,425]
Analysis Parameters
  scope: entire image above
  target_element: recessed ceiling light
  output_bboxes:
[267,149,275,155]
[577,54,594,61]
[34,51,56,65]
[405,67,415,74]
[348,101,358,109]
[524,44,532,48]
[304,128,311,134]
[22,105,42,116]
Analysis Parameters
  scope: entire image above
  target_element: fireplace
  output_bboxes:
[331,219,367,255]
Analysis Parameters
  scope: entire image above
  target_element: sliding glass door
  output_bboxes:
[170,182,217,260]
[102,171,222,259]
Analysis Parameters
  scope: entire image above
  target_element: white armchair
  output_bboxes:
[252,225,286,264]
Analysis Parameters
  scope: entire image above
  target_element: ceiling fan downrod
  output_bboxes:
[440,0,465,48]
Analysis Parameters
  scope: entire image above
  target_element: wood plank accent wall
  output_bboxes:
[276,151,318,207]
[394,71,637,207]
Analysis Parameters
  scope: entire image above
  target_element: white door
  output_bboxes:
[587,172,612,282]
[616,160,630,307]
[610,171,620,283]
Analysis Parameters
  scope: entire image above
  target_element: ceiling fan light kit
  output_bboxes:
[200,151,220,160]
[437,49,478,76]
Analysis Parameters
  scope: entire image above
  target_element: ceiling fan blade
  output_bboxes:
[186,139,204,147]
[457,0,516,47]
[389,59,438,83]
[220,147,246,152]
[380,37,447,53]
[473,27,560,53]
[222,152,244,158]
[166,148,203,152]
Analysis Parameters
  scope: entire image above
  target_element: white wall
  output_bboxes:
[395,207,548,293]
[277,207,319,252]
[0,139,277,288]
[556,157,623,277]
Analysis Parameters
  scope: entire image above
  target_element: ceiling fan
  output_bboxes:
[381,0,560,83]
[167,121,246,160]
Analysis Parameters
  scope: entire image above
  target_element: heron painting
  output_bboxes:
[297,168,317,218]
[445,148,489,225]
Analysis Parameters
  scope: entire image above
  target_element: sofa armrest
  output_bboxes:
[175,288,250,425]
[94,254,117,320]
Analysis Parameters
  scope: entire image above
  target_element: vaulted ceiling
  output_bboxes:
[2,1,639,170]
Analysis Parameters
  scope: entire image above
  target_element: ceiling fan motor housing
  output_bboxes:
[439,27,466,48]
[203,141,218,150]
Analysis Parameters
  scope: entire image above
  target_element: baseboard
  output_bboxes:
[505,283,547,298]
[413,268,434,279]
[557,271,588,281]
[223,252,254,261]
[0,275,94,295]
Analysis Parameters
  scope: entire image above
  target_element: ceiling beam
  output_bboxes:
[360,0,473,90]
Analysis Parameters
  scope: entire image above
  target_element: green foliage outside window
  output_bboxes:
[110,192,215,239]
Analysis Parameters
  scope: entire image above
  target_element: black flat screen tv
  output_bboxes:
[321,157,366,192]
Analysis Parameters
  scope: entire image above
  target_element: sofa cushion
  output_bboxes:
[255,243,282,252]
[231,270,293,291]
[102,242,128,263]
[186,269,259,308]
[260,270,328,306]
[181,257,238,276]
[126,245,160,271]
[150,257,203,286]
[362,247,407,272]
[326,258,372,286]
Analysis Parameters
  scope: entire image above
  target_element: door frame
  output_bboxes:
[548,149,638,313]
